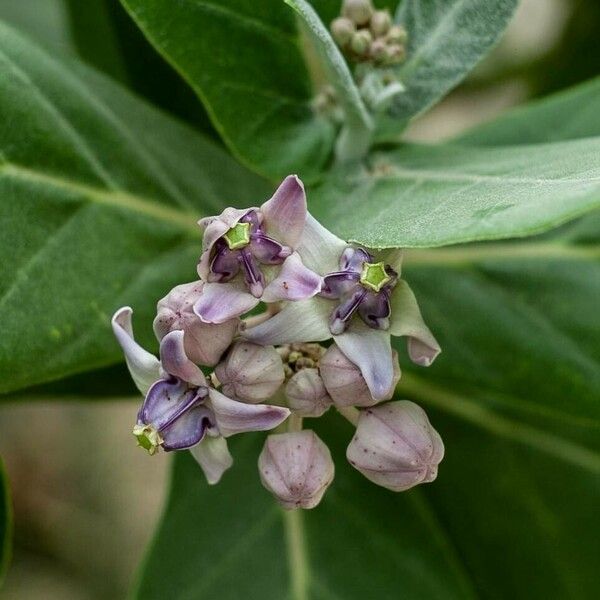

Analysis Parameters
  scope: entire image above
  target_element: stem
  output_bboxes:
[282,508,309,600]
[240,302,282,330]
[336,405,360,426]
[287,414,304,433]
[334,121,372,164]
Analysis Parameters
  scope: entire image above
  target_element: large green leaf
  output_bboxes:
[376,0,518,140]
[310,136,600,248]
[119,0,335,181]
[0,458,11,587]
[0,21,270,394]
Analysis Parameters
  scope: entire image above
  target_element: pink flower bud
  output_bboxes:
[258,431,334,509]
[319,345,400,407]
[153,281,238,366]
[215,341,285,404]
[285,369,332,417]
[342,0,373,26]
[347,401,444,492]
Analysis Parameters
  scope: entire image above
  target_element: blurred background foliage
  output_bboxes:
[0,0,598,598]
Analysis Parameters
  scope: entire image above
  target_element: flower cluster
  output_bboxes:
[112,175,443,509]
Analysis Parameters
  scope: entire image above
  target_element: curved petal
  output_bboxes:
[358,290,391,330]
[112,307,160,395]
[261,252,322,303]
[207,388,290,437]
[210,243,240,282]
[140,377,201,431]
[389,280,441,366]
[161,404,213,451]
[190,435,234,485]
[320,271,360,299]
[340,247,371,272]
[260,175,307,249]
[296,214,347,275]
[250,234,289,265]
[334,322,395,401]
[242,298,331,346]
[193,281,259,323]
[159,331,207,387]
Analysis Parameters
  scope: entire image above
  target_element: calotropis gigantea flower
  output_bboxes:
[243,215,440,401]
[194,175,322,324]
[112,307,290,484]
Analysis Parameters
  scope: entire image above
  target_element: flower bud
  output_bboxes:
[330,17,355,47]
[350,29,372,57]
[347,401,444,492]
[320,345,400,407]
[285,369,332,417]
[384,44,406,65]
[370,10,392,37]
[370,39,387,63]
[215,341,285,404]
[342,0,373,26]
[259,431,334,509]
[386,24,407,45]
[153,281,238,366]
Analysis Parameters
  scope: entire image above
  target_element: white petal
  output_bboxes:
[389,280,441,366]
[189,435,233,485]
[159,330,207,387]
[194,281,260,323]
[242,298,332,346]
[111,307,160,395]
[296,214,347,274]
[261,252,322,303]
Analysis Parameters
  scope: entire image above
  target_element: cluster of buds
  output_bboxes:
[112,174,443,509]
[331,0,407,66]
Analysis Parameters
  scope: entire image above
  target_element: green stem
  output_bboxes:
[336,405,360,426]
[282,507,309,600]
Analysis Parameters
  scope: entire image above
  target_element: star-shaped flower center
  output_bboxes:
[223,221,251,250]
[360,261,391,292]
[133,423,162,455]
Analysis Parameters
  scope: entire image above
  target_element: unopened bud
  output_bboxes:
[384,43,406,65]
[370,39,387,63]
[330,17,355,47]
[342,0,374,26]
[350,29,372,57]
[347,401,444,492]
[259,431,334,509]
[370,10,392,37]
[320,345,400,407]
[154,281,237,366]
[285,369,332,417]
[386,24,407,45]
[215,342,284,404]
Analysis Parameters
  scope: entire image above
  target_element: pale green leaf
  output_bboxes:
[0,458,11,586]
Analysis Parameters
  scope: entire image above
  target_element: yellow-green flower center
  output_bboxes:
[133,424,162,455]
[223,221,251,250]
[360,261,391,292]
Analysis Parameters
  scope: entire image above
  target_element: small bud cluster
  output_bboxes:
[331,0,407,66]
[112,174,442,510]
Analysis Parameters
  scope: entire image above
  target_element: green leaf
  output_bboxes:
[119,0,335,181]
[457,76,600,146]
[0,21,270,394]
[309,136,600,248]
[376,0,518,141]
[0,457,11,586]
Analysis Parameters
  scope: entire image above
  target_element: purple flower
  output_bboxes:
[243,215,440,401]
[194,176,322,323]
[112,307,290,484]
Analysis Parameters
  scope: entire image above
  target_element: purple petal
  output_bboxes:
[161,404,213,451]
[239,249,265,297]
[329,289,367,335]
[389,280,441,366]
[112,307,160,395]
[210,242,240,281]
[296,214,348,274]
[334,323,395,401]
[340,247,372,272]
[261,252,322,303]
[320,271,360,299]
[194,282,260,323]
[243,298,332,346]
[260,175,307,249]
[207,388,290,437]
[250,234,289,265]
[140,377,201,431]
[159,330,207,387]
[189,435,234,484]
[358,290,391,330]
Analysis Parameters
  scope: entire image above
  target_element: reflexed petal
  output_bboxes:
[358,290,391,330]
[296,214,347,274]
[190,435,234,485]
[243,298,331,346]
[320,271,359,299]
[210,243,240,281]
[161,404,213,451]
[260,175,307,248]
[250,234,289,265]
[334,322,395,401]
[389,280,441,366]
[329,289,366,334]
[140,377,200,431]
[262,252,322,303]
[207,388,290,437]
[340,247,371,272]
[194,281,260,323]
[112,307,160,395]
[159,331,207,387]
